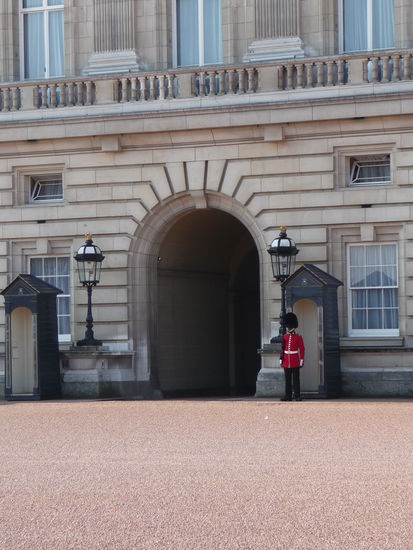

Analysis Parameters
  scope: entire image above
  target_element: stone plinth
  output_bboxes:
[244,37,304,62]
[60,347,149,398]
[255,344,284,397]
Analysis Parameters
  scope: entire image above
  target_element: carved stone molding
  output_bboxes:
[245,0,304,62]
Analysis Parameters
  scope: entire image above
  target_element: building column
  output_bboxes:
[244,0,304,62]
[84,0,141,75]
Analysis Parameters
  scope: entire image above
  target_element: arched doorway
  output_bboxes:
[157,209,260,397]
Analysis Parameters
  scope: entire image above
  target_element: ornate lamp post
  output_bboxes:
[74,234,105,347]
[267,226,299,342]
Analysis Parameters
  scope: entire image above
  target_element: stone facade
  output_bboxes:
[1,1,413,398]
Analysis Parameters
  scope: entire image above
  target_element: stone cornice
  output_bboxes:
[1,83,413,144]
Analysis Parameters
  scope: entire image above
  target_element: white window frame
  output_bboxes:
[29,174,63,202]
[347,243,399,337]
[19,0,64,80]
[172,0,222,67]
[338,0,395,53]
[29,255,71,342]
[349,154,391,187]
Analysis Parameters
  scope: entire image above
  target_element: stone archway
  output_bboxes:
[157,209,260,396]
[129,192,269,398]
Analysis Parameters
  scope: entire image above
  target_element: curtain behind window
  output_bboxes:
[373,0,394,49]
[49,10,64,76]
[24,13,45,79]
[349,244,398,332]
[203,0,222,64]
[343,0,367,52]
[177,0,199,66]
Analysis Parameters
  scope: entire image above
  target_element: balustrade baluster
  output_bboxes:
[403,54,411,80]
[11,87,19,111]
[362,59,368,82]
[239,69,246,93]
[296,64,304,88]
[382,56,390,83]
[337,59,345,85]
[130,78,137,101]
[159,75,166,100]
[137,77,145,100]
[58,82,66,107]
[121,78,129,103]
[207,72,214,95]
[392,55,400,81]
[3,88,10,111]
[50,84,57,108]
[32,86,39,109]
[85,81,93,105]
[371,57,379,82]
[40,84,48,108]
[168,74,175,98]
[68,82,75,106]
[218,70,225,95]
[247,68,255,93]
[149,76,156,100]
[327,61,335,86]
[286,64,294,89]
[228,69,236,94]
[199,72,206,96]
[76,82,84,105]
[305,63,313,88]
[316,62,324,86]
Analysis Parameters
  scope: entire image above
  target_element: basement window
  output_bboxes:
[349,155,391,186]
[30,175,63,202]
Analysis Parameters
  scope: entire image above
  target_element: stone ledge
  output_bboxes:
[340,337,404,349]
[342,369,413,397]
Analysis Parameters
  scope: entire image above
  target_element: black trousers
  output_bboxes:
[284,367,301,399]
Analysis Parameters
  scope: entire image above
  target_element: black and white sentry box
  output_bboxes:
[283,264,343,398]
[1,274,61,400]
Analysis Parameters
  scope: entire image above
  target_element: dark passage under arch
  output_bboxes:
[157,209,260,397]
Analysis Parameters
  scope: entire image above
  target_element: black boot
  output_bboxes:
[280,396,292,401]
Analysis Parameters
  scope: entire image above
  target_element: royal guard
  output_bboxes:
[280,312,305,401]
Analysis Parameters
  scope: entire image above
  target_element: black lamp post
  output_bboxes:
[74,234,105,347]
[267,226,299,342]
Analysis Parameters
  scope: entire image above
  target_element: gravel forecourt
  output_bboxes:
[0,399,412,549]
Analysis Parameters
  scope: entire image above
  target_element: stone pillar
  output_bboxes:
[244,0,304,62]
[84,0,141,75]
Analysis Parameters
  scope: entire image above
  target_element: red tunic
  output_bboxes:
[280,332,305,369]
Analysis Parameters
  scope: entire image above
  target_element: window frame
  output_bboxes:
[338,0,395,54]
[19,0,64,80]
[29,174,63,203]
[29,255,71,342]
[349,154,391,187]
[347,242,399,337]
[172,0,222,68]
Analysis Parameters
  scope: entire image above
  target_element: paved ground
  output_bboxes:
[0,399,412,549]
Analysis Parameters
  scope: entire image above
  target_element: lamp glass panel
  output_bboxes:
[85,260,96,283]
[77,262,86,283]
[95,262,102,283]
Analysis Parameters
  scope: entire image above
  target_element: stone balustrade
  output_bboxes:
[1,50,412,113]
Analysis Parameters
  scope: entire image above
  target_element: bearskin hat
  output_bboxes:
[285,312,298,329]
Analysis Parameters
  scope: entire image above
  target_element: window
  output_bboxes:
[30,257,71,341]
[342,0,394,52]
[20,0,64,79]
[347,243,399,336]
[174,0,222,67]
[349,155,391,186]
[30,175,63,202]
